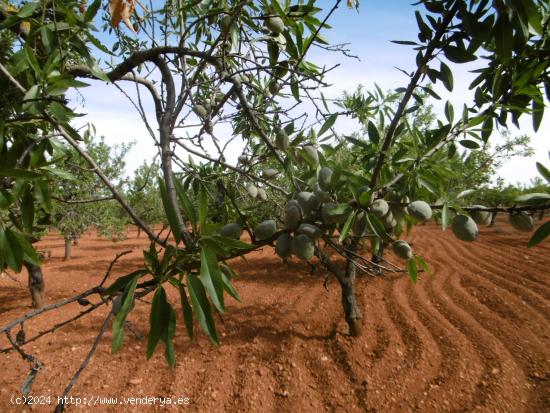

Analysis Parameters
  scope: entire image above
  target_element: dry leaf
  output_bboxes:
[109,0,137,32]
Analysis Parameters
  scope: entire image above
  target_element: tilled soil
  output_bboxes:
[0,219,548,413]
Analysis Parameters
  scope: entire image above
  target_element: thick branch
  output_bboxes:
[369,4,460,188]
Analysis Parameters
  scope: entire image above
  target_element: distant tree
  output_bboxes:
[126,161,165,238]
[51,133,132,259]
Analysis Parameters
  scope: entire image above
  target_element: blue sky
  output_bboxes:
[73,0,549,185]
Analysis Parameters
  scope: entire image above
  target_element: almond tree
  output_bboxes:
[0,1,549,408]
[50,133,132,259]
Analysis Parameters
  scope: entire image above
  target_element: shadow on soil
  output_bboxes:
[0,286,31,313]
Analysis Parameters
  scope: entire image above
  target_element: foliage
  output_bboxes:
[126,161,166,232]
[51,132,133,243]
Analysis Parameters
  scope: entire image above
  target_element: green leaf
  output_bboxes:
[146,286,177,367]
[444,101,454,123]
[22,85,39,112]
[0,227,15,271]
[179,284,194,340]
[391,40,418,46]
[521,0,542,34]
[198,186,208,230]
[441,202,449,231]
[358,189,373,208]
[88,62,111,83]
[536,162,550,184]
[104,269,149,295]
[0,14,20,30]
[21,190,34,233]
[147,287,170,359]
[344,135,369,149]
[85,0,102,22]
[413,255,430,274]
[459,140,480,149]
[220,270,240,302]
[327,203,352,216]
[4,228,23,272]
[24,45,41,77]
[367,121,380,144]
[407,257,418,283]
[494,16,512,64]
[514,193,550,206]
[318,114,337,137]
[186,273,219,344]
[40,26,54,52]
[10,229,37,266]
[339,210,356,243]
[111,275,139,353]
[86,32,115,55]
[0,189,14,209]
[532,96,544,132]
[439,62,453,91]
[290,78,300,102]
[365,213,391,243]
[481,116,493,142]
[0,168,41,179]
[199,247,225,312]
[17,2,39,18]
[444,46,476,63]
[528,221,550,248]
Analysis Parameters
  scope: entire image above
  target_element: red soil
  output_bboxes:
[0,218,549,412]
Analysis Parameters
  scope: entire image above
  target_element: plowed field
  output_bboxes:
[1,218,548,412]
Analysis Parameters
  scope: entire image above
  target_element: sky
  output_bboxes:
[72,0,549,186]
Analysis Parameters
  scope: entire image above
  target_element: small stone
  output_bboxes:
[491,368,500,375]
[129,378,142,385]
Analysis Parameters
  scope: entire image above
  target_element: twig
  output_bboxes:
[99,250,133,287]
[54,312,113,413]
[5,331,43,397]
[0,301,106,353]
[0,287,103,334]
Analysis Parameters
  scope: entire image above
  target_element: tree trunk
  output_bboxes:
[317,245,363,337]
[489,211,498,227]
[64,236,72,260]
[339,265,362,336]
[24,262,45,309]
[340,241,362,337]
[137,226,141,238]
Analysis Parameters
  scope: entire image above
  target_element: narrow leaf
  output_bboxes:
[528,221,550,248]
[318,114,337,137]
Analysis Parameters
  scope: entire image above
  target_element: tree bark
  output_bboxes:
[317,245,363,337]
[340,259,362,337]
[64,236,72,261]
[24,262,45,309]
[137,226,141,238]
